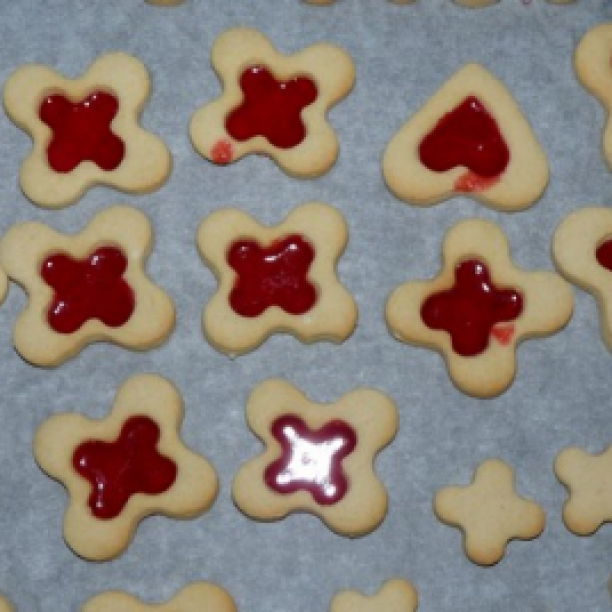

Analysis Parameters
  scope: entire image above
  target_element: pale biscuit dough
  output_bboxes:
[383,64,548,212]
[190,27,355,178]
[81,582,236,612]
[307,0,571,4]
[552,206,612,352]
[0,205,175,367]
[575,24,612,172]
[197,202,357,356]
[306,1,414,4]
[555,444,612,536]
[385,219,573,398]
[0,595,14,612]
[34,374,219,561]
[2,52,171,208]
[455,0,575,5]
[330,579,418,612]
[434,458,546,566]
[232,379,398,537]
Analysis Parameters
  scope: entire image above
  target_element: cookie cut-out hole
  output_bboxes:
[40,90,125,172]
[42,245,135,334]
[227,234,317,317]
[73,415,177,520]
[225,66,318,149]
[419,95,509,179]
[420,259,523,357]
[264,414,357,505]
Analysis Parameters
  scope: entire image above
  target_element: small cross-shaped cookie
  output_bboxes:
[434,458,546,566]
[330,579,418,612]
[555,444,612,536]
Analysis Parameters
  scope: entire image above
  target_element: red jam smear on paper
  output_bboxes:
[41,246,135,334]
[39,90,125,173]
[420,259,523,357]
[596,238,612,271]
[227,234,317,317]
[73,415,177,520]
[419,96,510,183]
[264,415,357,505]
[225,66,318,149]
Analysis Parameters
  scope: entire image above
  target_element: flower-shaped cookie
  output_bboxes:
[232,379,398,537]
[81,582,236,612]
[385,219,573,397]
[434,459,546,566]
[330,579,418,612]
[34,374,218,561]
[190,27,355,178]
[197,203,357,356]
[555,444,612,536]
[0,205,175,367]
[552,207,612,352]
[575,24,612,170]
[383,64,548,211]
[2,52,171,208]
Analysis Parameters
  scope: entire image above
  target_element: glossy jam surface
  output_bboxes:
[419,96,510,179]
[596,238,612,271]
[73,415,177,520]
[42,246,135,334]
[264,415,357,505]
[421,259,523,357]
[227,234,316,317]
[225,66,318,149]
[40,90,125,173]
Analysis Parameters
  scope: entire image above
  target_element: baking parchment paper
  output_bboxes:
[0,0,609,610]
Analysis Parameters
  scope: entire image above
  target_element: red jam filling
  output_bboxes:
[264,415,357,505]
[41,246,135,334]
[39,90,125,173]
[225,66,318,149]
[73,415,177,520]
[227,234,317,317]
[596,238,612,271]
[419,96,510,180]
[421,259,523,357]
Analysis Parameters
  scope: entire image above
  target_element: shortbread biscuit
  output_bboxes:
[454,0,574,5]
[552,206,612,352]
[306,0,415,4]
[383,64,548,211]
[330,579,418,612]
[2,52,171,208]
[232,379,398,537]
[0,595,14,612]
[0,205,175,367]
[434,459,546,566]
[81,582,236,612]
[34,374,218,561]
[555,444,612,536]
[575,25,612,171]
[190,27,355,178]
[385,219,573,397]
[145,0,183,5]
[197,203,357,356]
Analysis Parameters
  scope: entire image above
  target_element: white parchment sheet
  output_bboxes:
[0,1,609,610]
